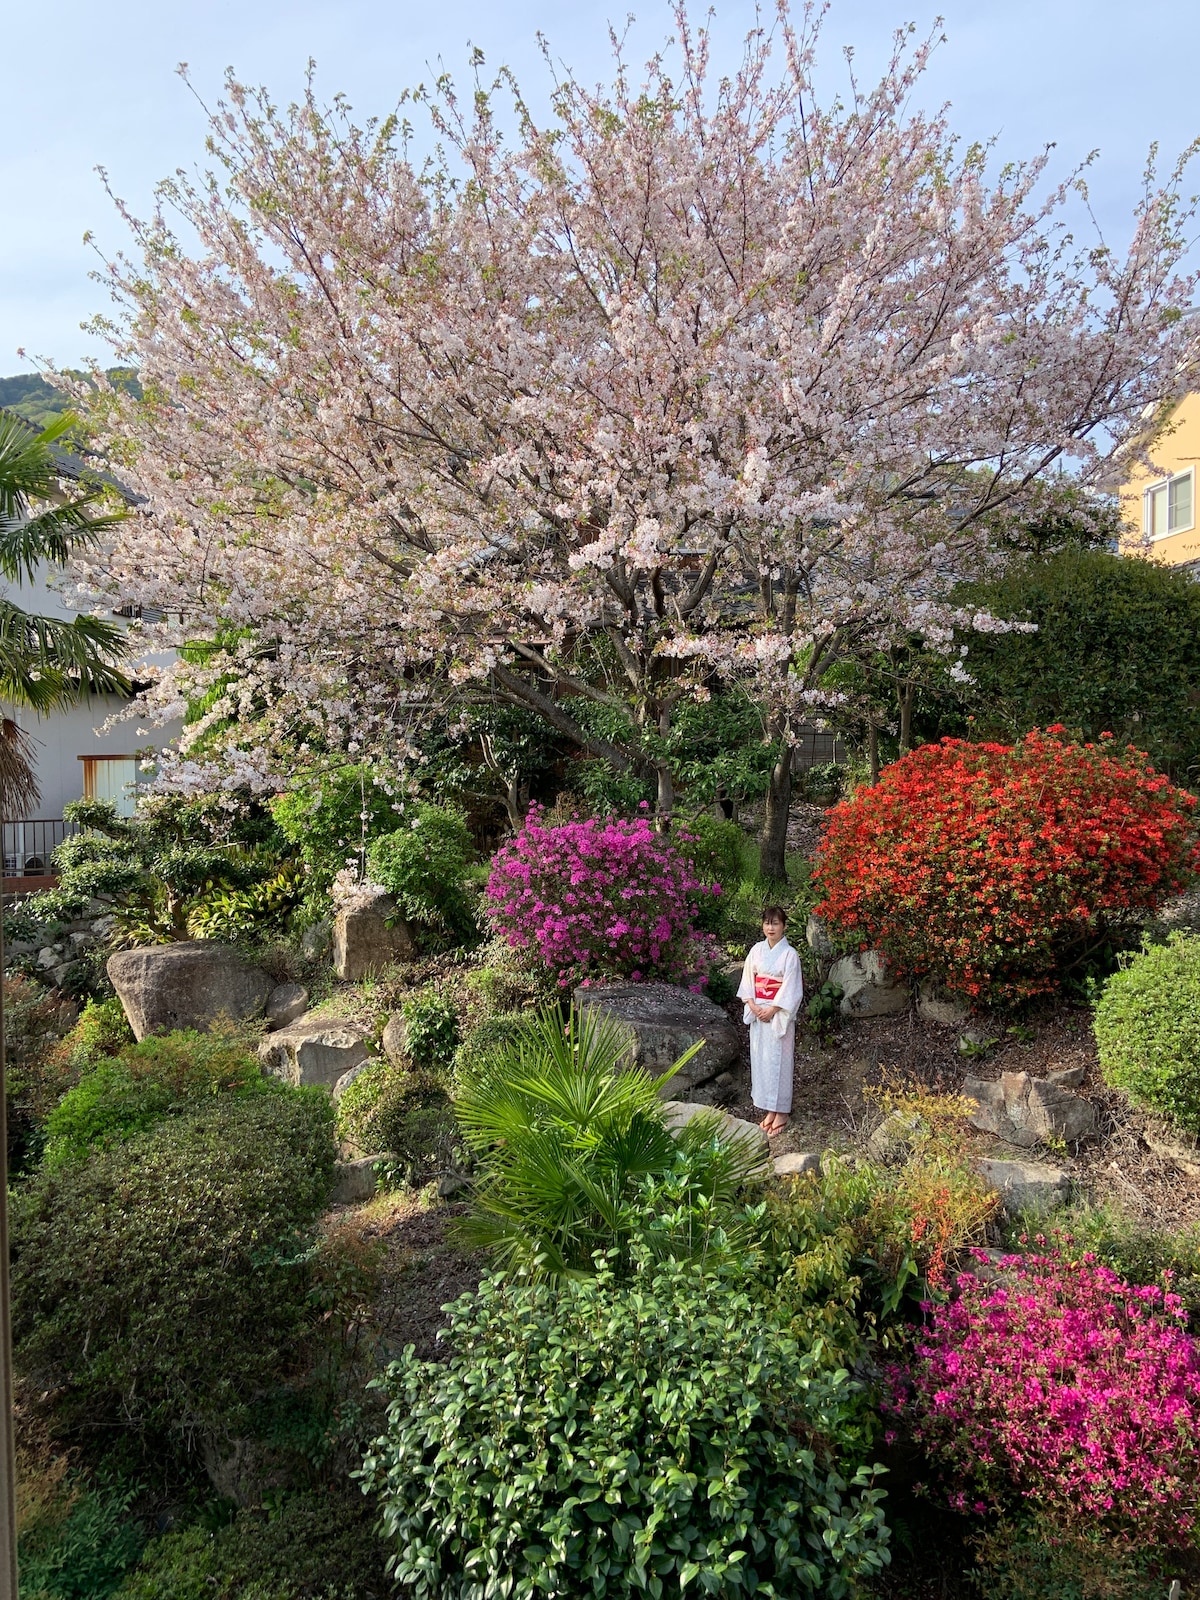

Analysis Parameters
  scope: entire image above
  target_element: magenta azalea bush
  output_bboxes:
[485,808,719,986]
[904,1251,1200,1547]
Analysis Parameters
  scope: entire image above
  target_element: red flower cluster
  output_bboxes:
[813,730,1199,1004]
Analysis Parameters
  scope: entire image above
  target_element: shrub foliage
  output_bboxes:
[362,1256,890,1599]
[904,1250,1200,1548]
[12,1093,335,1446]
[1094,931,1200,1135]
[42,1029,268,1169]
[813,730,1199,1003]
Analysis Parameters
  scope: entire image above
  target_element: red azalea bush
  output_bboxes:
[812,730,1199,1004]
[484,807,719,986]
[902,1250,1200,1548]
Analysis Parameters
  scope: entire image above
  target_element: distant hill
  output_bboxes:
[0,369,141,429]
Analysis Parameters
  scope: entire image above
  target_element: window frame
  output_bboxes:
[1144,466,1196,540]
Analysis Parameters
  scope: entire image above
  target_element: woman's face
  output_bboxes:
[762,916,785,944]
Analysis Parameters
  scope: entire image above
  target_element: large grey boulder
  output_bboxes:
[332,896,415,981]
[828,950,908,1018]
[805,914,835,959]
[330,1156,380,1205]
[259,1016,372,1089]
[975,1156,1070,1215]
[573,982,740,1094]
[265,982,308,1031]
[963,1070,1097,1149]
[107,940,272,1040]
[662,1099,770,1173]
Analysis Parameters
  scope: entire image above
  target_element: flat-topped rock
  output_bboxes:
[964,1070,1097,1149]
[662,1099,770,1173]
[975,1156,1070,1215]
[108,940,272,1040]
[259,1016,372,1089]
[333,896,415,981]
[773,1150,821,1179]
[573,981,740,1093]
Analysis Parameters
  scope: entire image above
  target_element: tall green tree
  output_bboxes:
[949,548,1200,782]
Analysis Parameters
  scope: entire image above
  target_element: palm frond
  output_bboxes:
[0,410,127,581]
[0,601,131,707]
[0,719,40,818]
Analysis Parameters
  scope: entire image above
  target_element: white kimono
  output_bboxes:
[737,936,804,1114]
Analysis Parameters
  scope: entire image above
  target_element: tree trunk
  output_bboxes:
[898,683,914,754]
[868,722,880,785]
[655,764,675,832]
[759,745,792,883]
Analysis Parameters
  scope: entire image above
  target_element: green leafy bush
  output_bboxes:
[678,814,747,932]
[4,979,78,1172]
[17,1478,144,1600]
[455,1007,766,1275]
[113,1489,391,1600]
[336,1057,458,1180]
[270,763,403,891]
[1095,931,1200,1133]
[452,1011,540,1086]
[969,1514,1160,1600]
[42,1031,269,1170]
[12,1093,335,1448]
[362,1255,890,1599]
[400,989,459,1074]
[951,546,1200,781]
[366,804,476,950]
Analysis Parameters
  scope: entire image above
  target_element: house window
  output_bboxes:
[79,754,140,817]
[1145,468,1195,539]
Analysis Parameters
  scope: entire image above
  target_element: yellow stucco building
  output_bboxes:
[1118,391,1200,569]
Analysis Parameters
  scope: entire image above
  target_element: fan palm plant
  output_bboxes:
[455,1007,768,1276]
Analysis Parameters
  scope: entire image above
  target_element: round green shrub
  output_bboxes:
[42,1030,269,1170]
[12,1092,335,1446]
[452,1012,540,1086]
[337,1059,457,1181]
[362,1254,890,1598]
[366,804,476,950]
[1095,932,1200,1134]
[400,989,460,1074]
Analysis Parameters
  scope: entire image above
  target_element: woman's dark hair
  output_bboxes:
[761,905,788,926]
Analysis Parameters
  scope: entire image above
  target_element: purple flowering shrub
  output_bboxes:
[484,808,719,987]
[904,1250,1200,1548]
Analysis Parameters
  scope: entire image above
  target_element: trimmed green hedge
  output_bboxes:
[13,1092,335,1446]
[1096,932,1200,1135]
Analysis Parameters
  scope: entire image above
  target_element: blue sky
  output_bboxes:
[5,0,1198,370]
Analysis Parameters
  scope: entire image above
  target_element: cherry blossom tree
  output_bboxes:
[67,3,1200,876]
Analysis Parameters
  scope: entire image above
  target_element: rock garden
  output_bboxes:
[8,10,1200,1596]
[3,720,1199,1600]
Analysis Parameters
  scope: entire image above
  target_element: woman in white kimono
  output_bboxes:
[737,906,804,1135]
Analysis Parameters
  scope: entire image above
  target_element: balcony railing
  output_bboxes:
[2,818,75,883]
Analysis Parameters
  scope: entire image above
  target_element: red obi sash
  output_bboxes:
[754,973,782,1002]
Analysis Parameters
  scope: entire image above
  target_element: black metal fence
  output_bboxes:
[2,818,75,879]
